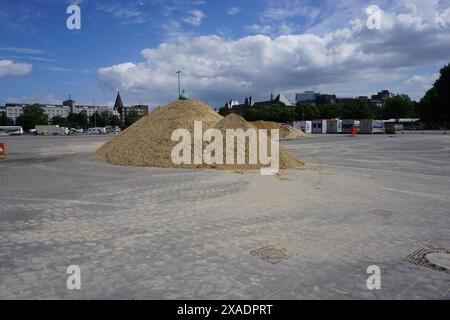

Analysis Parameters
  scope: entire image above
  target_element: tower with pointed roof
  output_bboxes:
[114,91,125,127]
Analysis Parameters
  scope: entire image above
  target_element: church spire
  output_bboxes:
[114,91,125,127]
[114,91,124,113]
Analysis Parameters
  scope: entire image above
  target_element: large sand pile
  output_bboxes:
[212,114,304,170]
[94,100,303,171]
[251,121,307,139]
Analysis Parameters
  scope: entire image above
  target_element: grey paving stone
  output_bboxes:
[0,134,449,299]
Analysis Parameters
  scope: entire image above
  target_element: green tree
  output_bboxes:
[219,107,232,117]
[419,63,450,123]
[124,110,142,127]
[102,111,120,127]
[0,111,14,126]
[76,111,88,130]
[244,102,296,123]
[50,115,67,127]
[15,104,49,130]
[89,111,121,128]
[89,112,104,128]
[419,87,438,122]
[67,113,78,129]
[295,102,320,120]
[382,95,414,122]
[342,100,375,119]
[318,104,343,119]
[368,103,383,119]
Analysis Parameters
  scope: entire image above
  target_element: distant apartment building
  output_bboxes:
[4,96,116,124]
[371,90,392,108]
[63,96,114,116]
[5,103,71,123]
[295,90,391,107]
[228,93,294,115]
[335,96,369,105]
[316,94,337,105]
[295,91,320,104]
[74,105,113,117]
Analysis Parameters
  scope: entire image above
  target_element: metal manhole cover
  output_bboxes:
[404,245,450,274]
[250,246,290,265]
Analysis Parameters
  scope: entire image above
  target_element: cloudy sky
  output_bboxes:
[1,0,450,108]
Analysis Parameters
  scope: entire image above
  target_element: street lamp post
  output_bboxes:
[94,100,97,128]
[176,71,182,99]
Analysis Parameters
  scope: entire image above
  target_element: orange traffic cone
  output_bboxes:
[0,143,6,160]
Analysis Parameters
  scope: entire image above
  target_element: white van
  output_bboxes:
[0,126,24,136]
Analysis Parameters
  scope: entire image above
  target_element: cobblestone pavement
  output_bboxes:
[0,134,449,300]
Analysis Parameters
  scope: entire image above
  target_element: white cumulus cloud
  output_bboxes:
[0,60,32,79]
[227,7,241,15]
[98,3,450,106]
[405,73,439,86]
[184,10,205,26]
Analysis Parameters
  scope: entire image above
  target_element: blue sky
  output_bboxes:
[1,0,450,108]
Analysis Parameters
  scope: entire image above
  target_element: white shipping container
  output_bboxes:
[326,120,342,133]
[312,120,327,134]
[342,120,360,134]
[36,125,69,135]
[293,121,312,134]
[360,119,384,134]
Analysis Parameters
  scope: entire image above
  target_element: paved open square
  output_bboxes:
[0,134,449,299]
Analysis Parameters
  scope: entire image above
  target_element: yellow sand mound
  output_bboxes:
[212,114,304,170]
[94,100,221,168]
[94,100,304,171]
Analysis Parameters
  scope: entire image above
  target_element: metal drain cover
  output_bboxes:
[404,245,450,274]
[250,246,290,265]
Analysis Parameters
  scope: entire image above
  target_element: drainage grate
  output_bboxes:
[404,245,450,274]
[250,246,290,265]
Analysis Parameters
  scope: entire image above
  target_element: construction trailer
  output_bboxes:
[384,119,420,131]
[293,121,312,134]
[312,120,327,134]
[360,119,384,134]
[384,123,404,134]
[35,125,69,136]
[326,120,342,134]
[342,120,360,134]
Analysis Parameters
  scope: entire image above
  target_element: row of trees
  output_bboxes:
[15,105,49,130]
[0,111,15,126]
[418,63,450,124]
[52,110,121,130]
[0,104,143,130]
[219,95,416,123]
[227,62,450,124]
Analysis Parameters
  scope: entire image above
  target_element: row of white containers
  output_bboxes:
[293,120,385,134]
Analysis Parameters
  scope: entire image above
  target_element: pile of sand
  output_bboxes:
[251,121,307,139]
[94,100,303,171]
[210,114,304,170]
